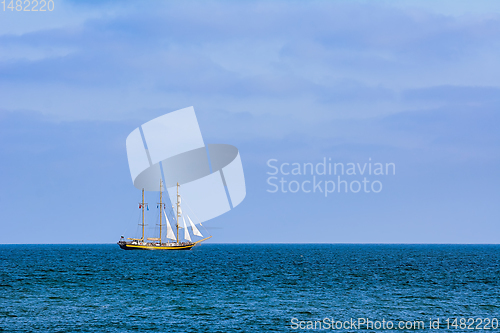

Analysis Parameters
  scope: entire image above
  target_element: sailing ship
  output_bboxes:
[117,180,211,250]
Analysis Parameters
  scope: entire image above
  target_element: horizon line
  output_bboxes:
[1,242,499,245]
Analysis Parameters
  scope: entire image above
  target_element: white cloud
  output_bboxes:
[1,0,500,131]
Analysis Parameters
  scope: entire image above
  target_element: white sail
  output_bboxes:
[187,214,203,237]
[182,216,191,242]
[163,211,176,241]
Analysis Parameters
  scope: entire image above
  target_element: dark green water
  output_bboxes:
[0,244,499,332]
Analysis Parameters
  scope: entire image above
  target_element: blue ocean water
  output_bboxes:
[0,244,499,332]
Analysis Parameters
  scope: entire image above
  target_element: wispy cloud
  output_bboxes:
[1,1,500,125]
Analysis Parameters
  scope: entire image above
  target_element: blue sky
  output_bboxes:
[1,0,499,243]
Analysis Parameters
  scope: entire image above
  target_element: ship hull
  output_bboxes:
[118,242,195,250]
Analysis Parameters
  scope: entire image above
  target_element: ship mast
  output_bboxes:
[141,188,145,242]
[176,182,180,244]
[159,180,163,245]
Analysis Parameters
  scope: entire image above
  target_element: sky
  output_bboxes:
[0,0,499,244]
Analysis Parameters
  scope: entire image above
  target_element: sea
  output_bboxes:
[0,244,499,332]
